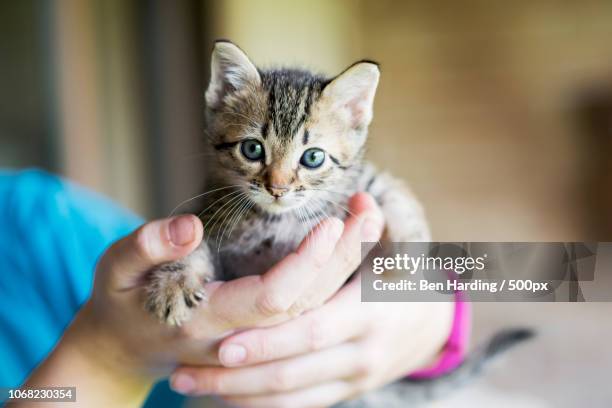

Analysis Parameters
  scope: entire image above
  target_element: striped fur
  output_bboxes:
[146,39,429,323]
[143,41,532,407]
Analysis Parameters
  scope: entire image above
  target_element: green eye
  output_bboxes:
[240,139,264,161]
[300,148,326,169]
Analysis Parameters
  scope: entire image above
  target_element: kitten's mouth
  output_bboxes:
[267,197,299,213]
[252,192,302,214]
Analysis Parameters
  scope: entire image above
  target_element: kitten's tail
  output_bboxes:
[338,328,535,408]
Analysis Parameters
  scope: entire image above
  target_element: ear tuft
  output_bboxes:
[205,41,260,108]
[322,61,380,129]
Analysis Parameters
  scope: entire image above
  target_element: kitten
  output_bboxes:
[144,40,430,325]
[145,41,532,406]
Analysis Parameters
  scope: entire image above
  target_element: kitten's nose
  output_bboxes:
[266,184,290,198]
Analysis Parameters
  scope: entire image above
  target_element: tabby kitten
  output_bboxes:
[144,40,430,325]
[145,41,532,407]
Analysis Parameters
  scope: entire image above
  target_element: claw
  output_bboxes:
[184,294,194,308]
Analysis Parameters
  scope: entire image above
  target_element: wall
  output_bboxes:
[361,1,612,240]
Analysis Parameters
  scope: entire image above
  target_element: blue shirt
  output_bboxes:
[0,169,184,406]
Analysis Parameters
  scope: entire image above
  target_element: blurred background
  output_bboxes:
[2,1,612,406]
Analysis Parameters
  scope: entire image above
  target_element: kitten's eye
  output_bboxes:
[240,139,264,161]
[300,148,326,169]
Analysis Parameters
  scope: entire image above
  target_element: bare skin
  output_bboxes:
[16,194,452,408]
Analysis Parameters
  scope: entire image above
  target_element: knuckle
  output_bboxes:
[307,315,327,351]
[350,377,371,399]
[340,248,359,271]
[355,347,379,378]
[352,370,376,395]
[177,324,194,339]
[133,227,154,263]
[177,323,205,341]
[311,253,327,272]
[287,304,304,318]
[204,371,225,394]
[355,358,375,378]
[253,335,273,362]
[357,376,378,394]
[288,298,311,318]
[257,290,287,316]
[270,366,294,392]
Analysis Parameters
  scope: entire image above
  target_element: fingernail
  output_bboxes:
[220,344,247,365]
[170,373,196,394]
[169,216,195,246]
[361,216,383,242]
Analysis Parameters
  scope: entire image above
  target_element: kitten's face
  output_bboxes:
[205,41,379,214]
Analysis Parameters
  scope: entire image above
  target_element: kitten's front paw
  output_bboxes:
[144,262,206,326]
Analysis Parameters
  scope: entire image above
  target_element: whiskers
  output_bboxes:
[295,200,326,253]
[307,188,384,250]
[169,185,255,252]
[169,185,243,217]
[212,192,253,252]
[187,187,257,253]
[167,184,382,258]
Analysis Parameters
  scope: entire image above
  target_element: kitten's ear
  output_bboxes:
[206,41,261,108]
[321,61,380,129]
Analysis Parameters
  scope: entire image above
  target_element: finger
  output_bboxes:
[205,217,344,328]
[217,277,366,367]
[288,193,384,315]
[100,215,203,291]
[221,381,357,408]
[172,343,361,396]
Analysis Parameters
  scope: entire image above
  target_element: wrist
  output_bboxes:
[25,302,154,407]
[70,302,156,381]
[410,298,470,379]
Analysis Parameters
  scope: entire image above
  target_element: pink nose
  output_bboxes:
[267,184,290,198]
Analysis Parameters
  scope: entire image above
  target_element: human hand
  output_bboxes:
[22,215,212,407]
[170,194,453,407]
[78,206,373,377]
[173,278,454,407]
[23,192,385,406]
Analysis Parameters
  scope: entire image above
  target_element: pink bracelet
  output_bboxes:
[408,292,471,379]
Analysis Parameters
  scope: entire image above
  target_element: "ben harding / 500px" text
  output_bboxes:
[373,278,550,294]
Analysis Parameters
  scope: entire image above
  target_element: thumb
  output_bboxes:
[101,215,203,291]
